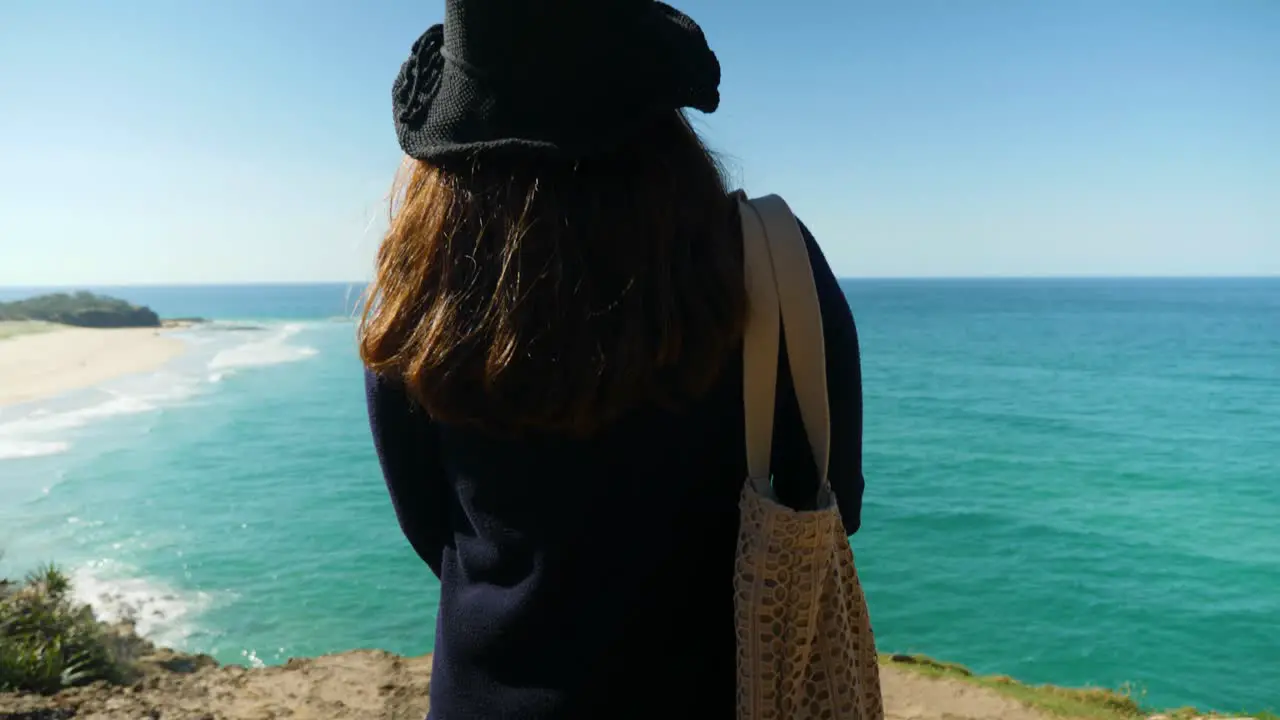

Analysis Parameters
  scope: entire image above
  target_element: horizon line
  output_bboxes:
[4,274,1280,290]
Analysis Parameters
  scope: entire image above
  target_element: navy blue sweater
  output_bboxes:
[365,220,864,720]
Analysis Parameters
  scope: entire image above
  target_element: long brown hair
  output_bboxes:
[359,111,746,437]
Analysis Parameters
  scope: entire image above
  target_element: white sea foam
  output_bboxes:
[71,561,216,649]
[0,373,207,462]
[0,321,313,463]
[0,439,71,460]
[107,367,205,406]
[0,394,159,460]
[207,323,319,375]
[3,395,157,434]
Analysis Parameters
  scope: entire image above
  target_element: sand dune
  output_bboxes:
[0,323,185,408]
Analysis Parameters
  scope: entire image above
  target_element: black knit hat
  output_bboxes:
[392,0,721,162]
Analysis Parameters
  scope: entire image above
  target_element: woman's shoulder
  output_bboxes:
[790,213,853,320]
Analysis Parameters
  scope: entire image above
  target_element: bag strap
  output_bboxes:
[741,195,781,487]
[740,193,832,496]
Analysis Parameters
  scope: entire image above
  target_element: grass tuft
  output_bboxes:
[0,563,134,694]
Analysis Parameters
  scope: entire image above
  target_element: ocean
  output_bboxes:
[0,279,1276,712]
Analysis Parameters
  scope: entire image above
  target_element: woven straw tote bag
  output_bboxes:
[734,193,884,720]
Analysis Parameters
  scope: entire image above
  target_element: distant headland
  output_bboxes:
[0,291,163,329]
[0,292,191,408]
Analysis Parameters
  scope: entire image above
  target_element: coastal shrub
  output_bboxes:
[0,564,130,694]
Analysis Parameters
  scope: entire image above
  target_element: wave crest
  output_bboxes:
[208,324,319,373]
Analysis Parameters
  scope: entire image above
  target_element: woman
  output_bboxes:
[361,1,866,718]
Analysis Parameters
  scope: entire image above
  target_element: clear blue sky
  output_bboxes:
[1,0,1276,284]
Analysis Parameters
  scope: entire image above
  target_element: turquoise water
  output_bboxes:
[0,280,1276,712]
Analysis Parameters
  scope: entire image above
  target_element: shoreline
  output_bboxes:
[0,322,186,409]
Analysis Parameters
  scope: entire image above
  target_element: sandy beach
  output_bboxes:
[0,322,185,408]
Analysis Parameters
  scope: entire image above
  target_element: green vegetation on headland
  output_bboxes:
[0,292,160,329]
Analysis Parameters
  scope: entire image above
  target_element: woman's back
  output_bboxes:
[361,1,866,718]
[374,365,746,718]
[366,215,864,719]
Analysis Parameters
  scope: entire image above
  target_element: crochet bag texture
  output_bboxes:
[734,194,884,720]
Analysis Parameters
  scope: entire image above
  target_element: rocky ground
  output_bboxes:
[0,651,1053,720]
[0,650,431,720]
[0,636,1260,720]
